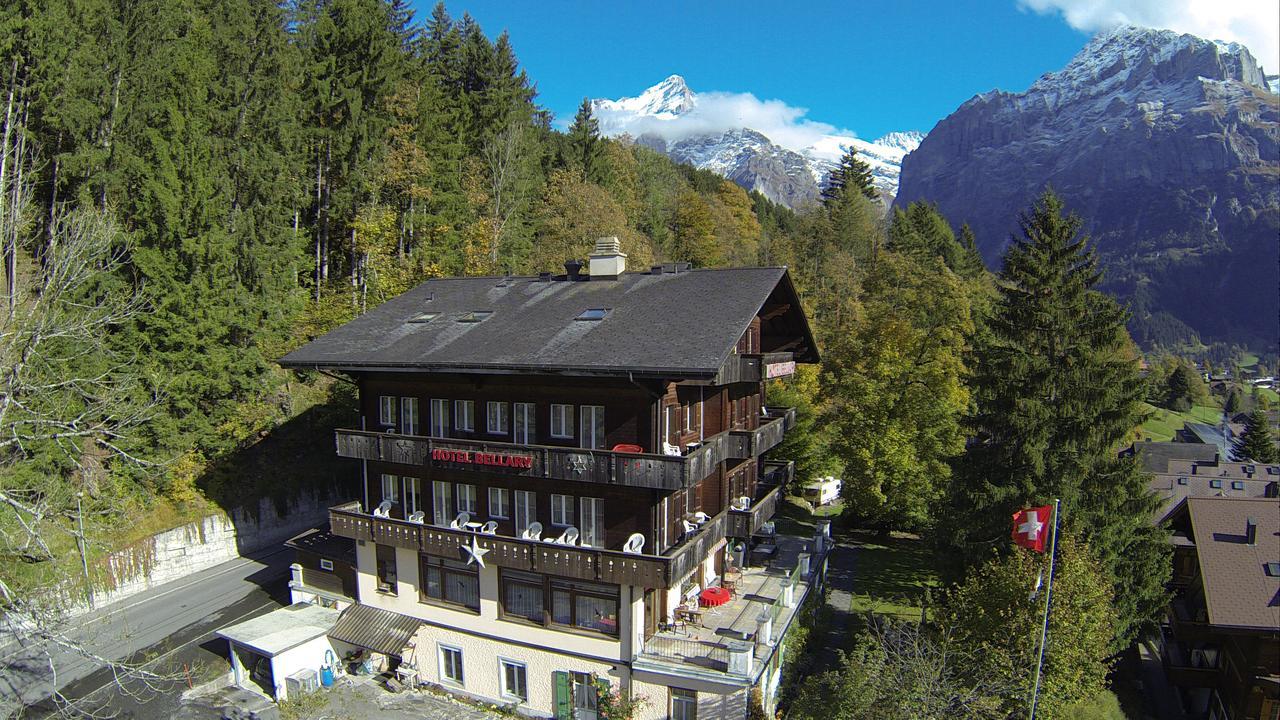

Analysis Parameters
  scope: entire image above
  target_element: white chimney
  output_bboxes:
[589,236,626,279]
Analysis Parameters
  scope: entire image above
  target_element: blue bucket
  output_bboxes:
[320,665,335,687]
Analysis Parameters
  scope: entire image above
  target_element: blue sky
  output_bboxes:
[410,1,1278,140]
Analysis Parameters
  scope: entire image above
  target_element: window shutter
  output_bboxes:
[553,671,571,719]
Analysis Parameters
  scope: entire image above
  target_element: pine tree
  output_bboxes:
[566,97,603,182]
[820,146,877,207]
[1232,409,1279,462]
[941,189,1168,648]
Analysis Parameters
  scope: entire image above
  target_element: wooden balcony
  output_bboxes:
[761,459,795,487]
[1168,599,1217,644]
[329,501,726,589]
[714,352,795,385]
[333,407,798,490]
[1162,639,1220,689]
[727,482,784,538]
[335,430,724,490]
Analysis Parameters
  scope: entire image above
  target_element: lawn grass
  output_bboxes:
[846,531,938,621]
[1137,402,1224,442]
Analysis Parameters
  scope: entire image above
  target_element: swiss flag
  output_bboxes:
[1012,505,1053,552]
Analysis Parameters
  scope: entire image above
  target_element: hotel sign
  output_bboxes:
[431,448,535,470]
[766,361,796,379]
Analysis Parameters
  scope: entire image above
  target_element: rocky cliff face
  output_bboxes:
[897,26,1279,350]
[638,129,821,207]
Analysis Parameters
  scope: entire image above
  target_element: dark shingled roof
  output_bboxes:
[280,267,817,378]
[1182,497,1280,630]
[1124,441,1220,473]
[329,603,421,656]
[285,528,356,565]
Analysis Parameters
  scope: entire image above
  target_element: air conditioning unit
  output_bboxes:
[286,668,319,697]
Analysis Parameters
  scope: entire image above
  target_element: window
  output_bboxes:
[379,396,396,428]
[580,405,605,449]
[514,490,536,535]
[513,402,536,444]
[683,401,693,432]
[375,544,397,595]
[580,497,604,548]
[433,481,454,526]
[1210,479,1223,489]
[575,308,610,321]
[487,401,509,434]
[402,477,421,516]
[457,310,493,323]
[501,570,544,623]
[551,404,574,439]
[671,688,697,720]
[455,400,475,432]
[400,397,420,435]
[430,399,449,437]
[319,558,334,571]
[551,494,575,527]
[550,579,619,635]
[380,474,399,504]
[572,672,599,719]
[438,645,464,686]
[500,659,527,702]
[457,484,477,514]
[421,555,480,611]
[408,312,439,324]
[1231,480,1245,490]
[489,488,510,519]
[1177,477,1188,485]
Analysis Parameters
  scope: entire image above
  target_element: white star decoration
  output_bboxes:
[1018,510,1044,540]
[462,534,490,568]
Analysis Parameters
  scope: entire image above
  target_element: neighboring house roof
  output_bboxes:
[279,267,818,378]
[1181,497,1280,630]
[1149,473,1278,523]
[216,602,340,657]
[329,603,421,657]
[1178,422,1239,459]
[286,528,357,565]
[1125,441,1220,473]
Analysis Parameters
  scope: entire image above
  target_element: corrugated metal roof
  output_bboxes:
[329,604,421,656]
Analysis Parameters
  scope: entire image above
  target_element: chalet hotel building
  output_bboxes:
[281,239,831,719]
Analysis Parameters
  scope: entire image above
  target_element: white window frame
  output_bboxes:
[403,477,421,516]
[438,644,464,687]
[381,474,399,503]
[671,688,697,720]
[514,490,536,535]
[379,396,396,429]
[433,481,453,527]
[580,405,605,449]
[455,400,475,432]
[499,658,528,702]
[319,558,334,571]
[489,487,510,519]
[580,497,604,548]
[513,402,535,444]
[550,404,574,439]
[487,401,508,434]
[400,397,419,435]
[430,398,449,437]
[457,484,477,514]
[551,494,574,527]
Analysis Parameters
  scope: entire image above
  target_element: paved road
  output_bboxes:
[1,547,293,718]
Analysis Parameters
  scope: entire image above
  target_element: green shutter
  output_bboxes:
[553,671,571,719]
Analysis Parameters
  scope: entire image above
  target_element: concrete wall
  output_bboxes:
[87,490,338,612]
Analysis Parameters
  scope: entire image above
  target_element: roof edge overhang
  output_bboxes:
[277,361,717,381]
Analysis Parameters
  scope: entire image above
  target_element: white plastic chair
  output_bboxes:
[480,521,498,535]
[407,511,425,524]
[373,500,392,518]
[522,521,543,541]
[556,527,580,546]
[623,533,646,554]
[450,511,471,529]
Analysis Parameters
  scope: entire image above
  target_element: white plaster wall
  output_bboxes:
[411,624,619,718]
[84,490,339,613]
[354,542,628,662]
[270,635,337,701]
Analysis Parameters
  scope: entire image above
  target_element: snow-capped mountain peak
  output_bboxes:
[591,76,922,207]
[593,74,696,120]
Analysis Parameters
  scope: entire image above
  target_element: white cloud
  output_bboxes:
[1020,0,1280,73]
[595,90,854,154]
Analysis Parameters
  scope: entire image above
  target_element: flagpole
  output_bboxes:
[1028,498,1061,720]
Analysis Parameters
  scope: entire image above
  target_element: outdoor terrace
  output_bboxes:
[635,533,825,681]
[332,407,796,490]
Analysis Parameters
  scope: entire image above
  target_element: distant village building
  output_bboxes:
[268,242,825,719]
[1127,442,1280,523]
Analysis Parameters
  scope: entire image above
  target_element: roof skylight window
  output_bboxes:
[407,312,440,324]
[457,311,493,323]
[575,308,610,321]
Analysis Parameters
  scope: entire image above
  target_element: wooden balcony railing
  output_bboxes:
[329,501,726,589]
[334,407,798,490]
[727,482,784,538]
[714,352,796,385]
[761,459,795,487]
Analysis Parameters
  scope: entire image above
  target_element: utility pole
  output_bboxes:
[76,492,94,608]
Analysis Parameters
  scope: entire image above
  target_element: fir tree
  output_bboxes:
[941,189,1169,648]
[1232,409,1279,462]
[820,146,877,207]
[565,97,603,182]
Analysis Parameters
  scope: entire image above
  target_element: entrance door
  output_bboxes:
[643,588,658,639]
[571,671,599,720]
